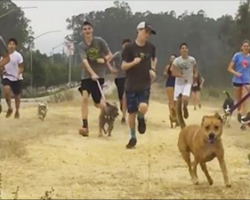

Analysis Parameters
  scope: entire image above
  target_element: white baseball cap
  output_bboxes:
[137,21,156,35]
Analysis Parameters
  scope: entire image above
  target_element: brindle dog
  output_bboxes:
[99,102,119,137]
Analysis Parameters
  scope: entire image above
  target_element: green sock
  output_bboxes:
[131,129,136,139]
[138,112,144,119]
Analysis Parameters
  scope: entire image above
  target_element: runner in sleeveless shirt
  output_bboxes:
[191,72,204,110]
[164,54,176,119]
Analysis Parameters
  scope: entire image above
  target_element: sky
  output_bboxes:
[12,0,241,55]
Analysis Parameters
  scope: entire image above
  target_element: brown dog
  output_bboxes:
[169,108,179,128]
[99,102,119,137]
[177,94,231,187]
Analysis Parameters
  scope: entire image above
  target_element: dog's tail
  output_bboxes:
[176,94,186,129]
[223,90,230,98]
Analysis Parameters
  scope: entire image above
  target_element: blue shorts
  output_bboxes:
[126,89,150,113]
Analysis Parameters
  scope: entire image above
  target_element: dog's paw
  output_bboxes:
[192,178,199,185]
[208,178,213,186]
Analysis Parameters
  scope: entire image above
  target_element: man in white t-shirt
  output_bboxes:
[2,38,24,119]
[171,42,198,119]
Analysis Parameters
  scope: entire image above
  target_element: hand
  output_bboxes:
[97,58,105,64]
[91,73,99,81]
[111,68,118,74]
[235,72,242,77]
[133,57,142,65]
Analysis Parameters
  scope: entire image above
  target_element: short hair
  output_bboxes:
[122,38,131,45]
[82,21,93,29]
[8,38,17,45]
[179,42,188,49]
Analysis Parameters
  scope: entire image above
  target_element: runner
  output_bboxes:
[78,21,112,136]
[0,36,10,115]
[228,40,250,130]
[191,72,205,110]
[121,21,157,149]
[2,38,24,119]
[111,38,131,124]
[171,42,198,119]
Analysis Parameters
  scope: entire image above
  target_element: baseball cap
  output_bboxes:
[137,22,156,35]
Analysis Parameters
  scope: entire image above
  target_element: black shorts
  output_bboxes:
[2,78,22,95]
[114,77,126,100]
[233,82,250,88]
[80,78,105,104]
[126,89,150,113]
[192,86,201,92]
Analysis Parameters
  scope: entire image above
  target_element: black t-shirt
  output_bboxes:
[122,41,156,92]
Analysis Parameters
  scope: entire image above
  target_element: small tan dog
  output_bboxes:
[177,94,231,187]
[169,108,179,128]
[37,102,48,121]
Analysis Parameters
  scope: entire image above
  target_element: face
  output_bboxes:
[138,28,152,41]
[105,102,119,118]
[8,41,16,51]
[170,55,176,62]
[180,45,189,56]
[201,113,223,144]
[241,42,250,53]
[82,25,93,37]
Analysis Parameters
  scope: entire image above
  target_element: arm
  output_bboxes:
[18,54,24,75]
[228,53,241,76]
[200,77,205,88]
[151,45,157,70]
[164,65,169,76]
[99,38,113,63]
[121,45,137,71]
[171,63,184,78]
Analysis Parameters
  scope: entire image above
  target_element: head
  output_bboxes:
[136,22,156,42]
[122,38,131,49]
[201,113,223,144]
[104,102,119,118]
[179,42,189,57]
[170,54,177,64]
[8,38,17,52]
[241,40,250,54]
[82,21,93,37]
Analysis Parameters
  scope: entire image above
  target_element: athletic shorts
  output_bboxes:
[126,88,150,113]
[2,78,22,96]
[192,85,201,92]
[80,78,105,104]
[174,83,192,101]
[114,77,126,100]
[233,82,250,88]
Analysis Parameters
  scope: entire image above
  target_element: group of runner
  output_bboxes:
[0,21,250,149]
[0,37,23,119]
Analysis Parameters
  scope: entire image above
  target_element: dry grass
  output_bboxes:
[0,86,250,199]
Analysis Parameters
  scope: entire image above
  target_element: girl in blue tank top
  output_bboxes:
[164,54,176,127]
[228,40,250,130]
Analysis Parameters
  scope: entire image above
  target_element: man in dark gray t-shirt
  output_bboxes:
[0,36,10,115]
[121,21,157,149]
[111,38,131,124]
[78,21,112,137]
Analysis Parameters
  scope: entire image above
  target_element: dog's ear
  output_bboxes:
[113,102,117,107]
[214,112,223,123]
[105,102,111,107]
[201,116,208,126]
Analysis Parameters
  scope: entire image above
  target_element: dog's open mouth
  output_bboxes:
[208,133,217,144]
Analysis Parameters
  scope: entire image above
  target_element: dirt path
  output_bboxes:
[0,100,250,199]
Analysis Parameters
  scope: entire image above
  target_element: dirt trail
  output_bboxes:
[0,99,250,199]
